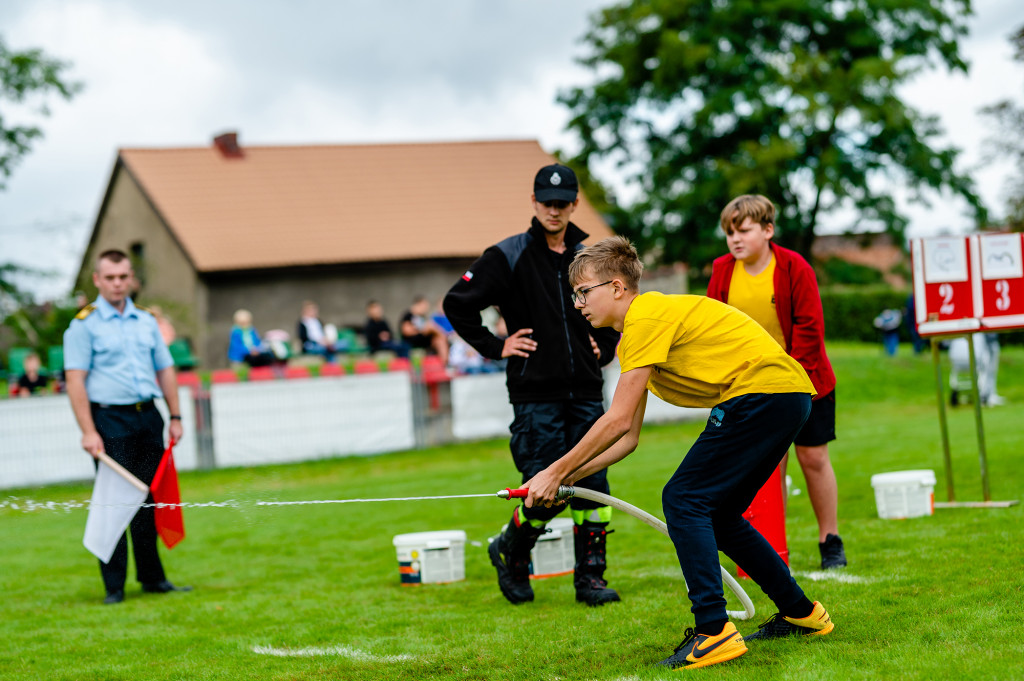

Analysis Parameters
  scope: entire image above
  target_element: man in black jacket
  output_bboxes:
[444,164,621,607]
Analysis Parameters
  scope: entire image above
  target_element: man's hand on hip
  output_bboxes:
[502,328,537,358]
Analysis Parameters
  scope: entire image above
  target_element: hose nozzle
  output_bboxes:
[496,485,575,501]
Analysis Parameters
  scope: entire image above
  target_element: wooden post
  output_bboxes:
[932,337,955,502]
[965,334,992,502]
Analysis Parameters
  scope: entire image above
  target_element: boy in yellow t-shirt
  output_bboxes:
[708,194,844,570]
[525,237,834,671]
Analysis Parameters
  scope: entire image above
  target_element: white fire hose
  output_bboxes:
[499,485,756,620]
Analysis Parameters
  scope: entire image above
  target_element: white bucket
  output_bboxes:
[530,517,575,579]
[392,530,466,585]
[871,470,937,519]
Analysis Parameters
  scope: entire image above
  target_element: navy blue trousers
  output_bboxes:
[91,405,168,593]
[662,392,811,628]
[510,400,610,523]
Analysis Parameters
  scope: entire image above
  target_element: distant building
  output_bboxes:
[73,134,614,367]
[811,232,909,287]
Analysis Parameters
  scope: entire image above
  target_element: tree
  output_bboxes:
[981,25,1024,231]
[561,0,986,271]
[1,36,81,351]
[0,36,81,191]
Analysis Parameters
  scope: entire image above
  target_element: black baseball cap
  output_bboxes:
[534,164,579,203]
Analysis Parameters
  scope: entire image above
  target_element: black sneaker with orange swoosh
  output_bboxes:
[657,622,748,670]
[744,601,835,641]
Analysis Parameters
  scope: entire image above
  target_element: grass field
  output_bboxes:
[2,342,1022,680]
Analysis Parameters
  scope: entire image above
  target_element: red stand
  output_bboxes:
[737,465,787,578]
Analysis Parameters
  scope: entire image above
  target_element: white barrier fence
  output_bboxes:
[450,363,708,441]
[1,366,704,490]
[0,389,198,489]
[210,373,415,468]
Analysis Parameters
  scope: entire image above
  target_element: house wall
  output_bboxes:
[203,259,475,367]
[75,167,202,345]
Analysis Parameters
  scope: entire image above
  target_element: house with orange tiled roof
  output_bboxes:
[72,134,614,368]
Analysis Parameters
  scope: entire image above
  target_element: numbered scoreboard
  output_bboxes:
[912,233,1024,336]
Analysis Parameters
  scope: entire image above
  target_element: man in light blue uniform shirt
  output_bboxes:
[64,248,190,605]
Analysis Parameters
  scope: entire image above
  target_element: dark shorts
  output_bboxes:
[793,390,836,447]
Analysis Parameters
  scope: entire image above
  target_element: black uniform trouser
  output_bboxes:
[90,404,167,593]
[509,399,610,523]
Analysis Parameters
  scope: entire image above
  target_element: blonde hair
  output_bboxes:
[233,309,253,326]
[569,236,643,291]
[720,194,776,233]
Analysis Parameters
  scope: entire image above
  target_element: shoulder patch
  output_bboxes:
[74,304,96,320]
[134,304,153,315]
[495,232,532,272]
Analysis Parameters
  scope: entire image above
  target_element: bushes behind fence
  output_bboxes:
[820,286,1024,345]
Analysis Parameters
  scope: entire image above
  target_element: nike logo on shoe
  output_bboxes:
[691,630,741,659]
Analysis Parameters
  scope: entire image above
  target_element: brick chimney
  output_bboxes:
[213,131,243,158]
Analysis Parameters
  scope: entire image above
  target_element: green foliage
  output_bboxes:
[0,36,82,191]
[1,343,1023,679]
[818,257,884,286]
[1,35,83,315]
[561,0,986,273]
[820,286,910,342]
[0,298,78,360]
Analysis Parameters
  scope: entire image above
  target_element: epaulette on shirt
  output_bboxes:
[74,304,96,320]
[134,304,154,316]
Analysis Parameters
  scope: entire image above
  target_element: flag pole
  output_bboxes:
[94,451,149,493]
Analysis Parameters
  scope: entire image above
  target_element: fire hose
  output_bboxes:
[6,480,756,619]
[499,486,755,620]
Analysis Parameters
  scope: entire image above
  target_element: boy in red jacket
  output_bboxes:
[707,195,846,570]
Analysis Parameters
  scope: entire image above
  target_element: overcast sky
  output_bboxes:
[1,0,1021,300]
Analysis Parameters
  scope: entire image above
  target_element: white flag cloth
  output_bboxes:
[83,459,149,563]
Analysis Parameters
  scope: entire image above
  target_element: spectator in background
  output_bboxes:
[297,300,337,362]
[905,294,926,354]
[401,295,449,364]
[448,332,492,374]
[75,291,90,312]
[17,352,49,396]
[432,296,454,336]
[489,313,509,372]
[364,300,409,357]
[984,333,1005,406]
[228,309,275,367]
[149,305,177,347]
[949,333,1005,407]
[873,308,902,357]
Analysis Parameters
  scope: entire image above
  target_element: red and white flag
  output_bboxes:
[151,441,185,549]
[83,454,148,563]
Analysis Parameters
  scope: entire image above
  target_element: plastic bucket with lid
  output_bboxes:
[392,530,466,585]
[870,470,936,519]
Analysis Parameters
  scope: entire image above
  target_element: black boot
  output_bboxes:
[488,513,546,604]
[574,520,620,606]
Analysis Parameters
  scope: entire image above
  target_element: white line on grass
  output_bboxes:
[252,644,414,662]
[791,570,877,584]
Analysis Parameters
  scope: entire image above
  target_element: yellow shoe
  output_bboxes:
[745,601,834,641]
[658,622,747,670]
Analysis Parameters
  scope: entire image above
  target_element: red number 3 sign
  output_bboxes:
[912,233,1024,336]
